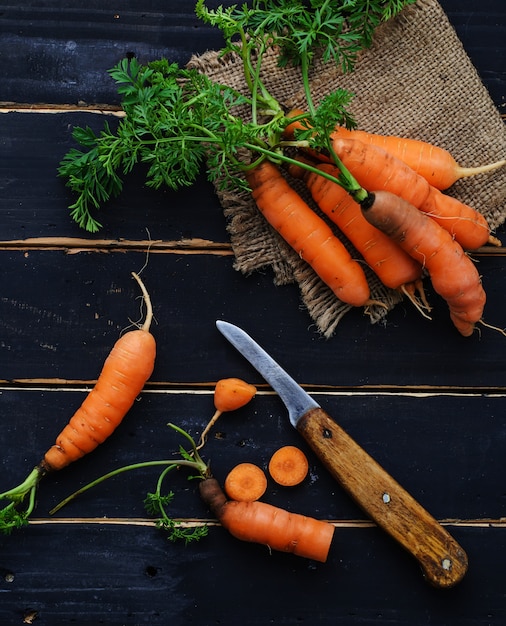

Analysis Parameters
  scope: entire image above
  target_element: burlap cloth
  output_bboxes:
[188,0,506,337]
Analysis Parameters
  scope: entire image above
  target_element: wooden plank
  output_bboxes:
[1,389,505,520]
[0,112,229,241]
[0,523,504,625]
[1,1,504,109]
[1,250,506,388]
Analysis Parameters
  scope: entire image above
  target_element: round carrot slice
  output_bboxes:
[224,462,268,502]
[268,445,309,487]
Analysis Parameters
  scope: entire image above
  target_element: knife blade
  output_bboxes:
[216,320,468,588]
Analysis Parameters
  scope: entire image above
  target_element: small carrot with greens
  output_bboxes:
[284,110,506,190]
[268,445,309,487]
[360,190,486,336]
[197,378,257,450]
[51,422,334,560]
[246,160,376,308]
[224,462,268,502]
[331,137,495,250]
[288,158,423,291]
[200,477,334,562]
[0,272,156,533]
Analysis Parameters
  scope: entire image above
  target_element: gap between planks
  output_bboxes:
[26,517,506,529]
[2,383,506,396]
[0,237,233,254]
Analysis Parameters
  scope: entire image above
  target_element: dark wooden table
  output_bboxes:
[1,1,505,624]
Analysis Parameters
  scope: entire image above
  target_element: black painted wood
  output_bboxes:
[0,1,505,624]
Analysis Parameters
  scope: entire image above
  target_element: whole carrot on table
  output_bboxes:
[0,272,156,532]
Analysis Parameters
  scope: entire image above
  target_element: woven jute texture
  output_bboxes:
[188,0,506,337]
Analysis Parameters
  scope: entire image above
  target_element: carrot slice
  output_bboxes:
[224,462,268,502]
[268,445,309,487]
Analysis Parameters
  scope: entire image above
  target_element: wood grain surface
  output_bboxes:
[0,1,505,624]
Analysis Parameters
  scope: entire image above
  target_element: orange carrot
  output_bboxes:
[214,378,257,413]
[268,445,309,487]
[197,378,257,450]
[360,190,486,336]
[224,462,268,501]
[331,137,493,250]
[289,158,423,291]
[42,272,156,471]
[0,272,156,532]
[246,160,374,308]
[200,477,334,562]
[284,111,506,190]
[330,126,506,190]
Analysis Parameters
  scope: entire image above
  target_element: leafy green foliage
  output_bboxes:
[59,0,416,231]
[144,491,208,544]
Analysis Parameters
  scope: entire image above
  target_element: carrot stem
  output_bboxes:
[131,271,153,331]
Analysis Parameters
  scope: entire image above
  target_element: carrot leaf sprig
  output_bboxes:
[50,423,211,543]
[59,0,416,231]
[0,468,42,534]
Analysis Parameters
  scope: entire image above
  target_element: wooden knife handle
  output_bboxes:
[297,407,468,588]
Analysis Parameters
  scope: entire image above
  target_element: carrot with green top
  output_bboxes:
[329,136,496,250]
[0,272,156,532]
[284,110,506,190]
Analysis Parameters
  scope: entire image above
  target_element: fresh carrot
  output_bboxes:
[360,190,486,336]
[246,160,375,308]
[284,110,506,190]
[200,477,334,562]
[288,158,423,291]
[330,127,506,191]
[197,378,257,450]
[0,272,156,532]
[224,462,268,502]
[214,377,257,413]
[268,445,309,487]
[331,136,494,250]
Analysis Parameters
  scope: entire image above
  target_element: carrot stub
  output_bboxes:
[224,462,268,502]
[214,378,257,413]
[268,445,309,487]
[200,477,334,562]
[197,378,257,450]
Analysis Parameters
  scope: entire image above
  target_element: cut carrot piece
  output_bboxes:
[224,462,268,502]
[268,445,309,487]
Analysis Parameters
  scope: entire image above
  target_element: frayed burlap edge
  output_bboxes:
[188,0,506,337]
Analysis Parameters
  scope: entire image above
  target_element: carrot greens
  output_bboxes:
[58,0,415,232]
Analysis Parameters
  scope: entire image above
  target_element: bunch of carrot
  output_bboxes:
[243,111,504,336]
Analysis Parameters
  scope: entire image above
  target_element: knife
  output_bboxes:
[216,320,468,588]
